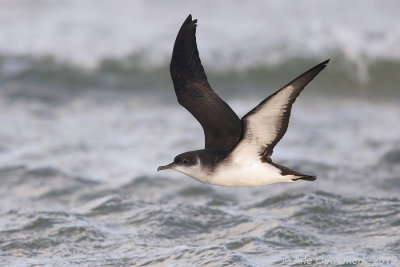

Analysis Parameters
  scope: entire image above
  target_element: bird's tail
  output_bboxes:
[271,162,317,182]
[292,175,317,181]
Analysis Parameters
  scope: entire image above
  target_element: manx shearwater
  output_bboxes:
[158,15,329,187]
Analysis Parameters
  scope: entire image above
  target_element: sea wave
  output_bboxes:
[1,54,399,99]
[2,187,398,266]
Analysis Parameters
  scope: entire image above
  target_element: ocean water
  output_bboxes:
[0,0,400,266]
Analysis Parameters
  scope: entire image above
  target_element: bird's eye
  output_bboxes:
[183,159,188,164]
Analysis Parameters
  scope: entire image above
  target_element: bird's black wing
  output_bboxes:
[229,60,329,162]
[170,15,242,151]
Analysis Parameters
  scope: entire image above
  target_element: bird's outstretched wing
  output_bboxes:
[170,15,242,151]
[230,60,329,162]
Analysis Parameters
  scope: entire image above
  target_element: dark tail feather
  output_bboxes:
[292,175,317,181]
[270,162,317,182]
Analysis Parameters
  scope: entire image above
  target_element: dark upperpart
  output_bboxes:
[170,14,242,151]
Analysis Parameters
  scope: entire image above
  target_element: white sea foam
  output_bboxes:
[0,0,398,69]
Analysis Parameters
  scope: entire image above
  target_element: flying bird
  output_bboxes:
[157,15,329,187]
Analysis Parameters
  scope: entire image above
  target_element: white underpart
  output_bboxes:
[172,156,297,187]
[210,157,296,187]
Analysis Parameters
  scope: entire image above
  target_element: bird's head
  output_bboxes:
[157,151,200,175]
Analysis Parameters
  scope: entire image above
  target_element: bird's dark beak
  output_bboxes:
[157,163,174,172]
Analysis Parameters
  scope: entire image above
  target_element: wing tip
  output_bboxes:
[291,58,330,86]
[184,14,197,27]
[185,14,192,22]
[318,58,330,70]
[322,58,330,64]
[172,14,199,57]
[313,58,330,69]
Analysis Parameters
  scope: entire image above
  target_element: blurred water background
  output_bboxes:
[0,0,399,266]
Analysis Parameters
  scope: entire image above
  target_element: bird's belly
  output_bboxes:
[208,161,295,187]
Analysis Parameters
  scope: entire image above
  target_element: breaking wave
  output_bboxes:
[1,54,399,100]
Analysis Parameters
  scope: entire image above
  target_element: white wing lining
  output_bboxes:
[230,85,295,162]
[228,59,329,163]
